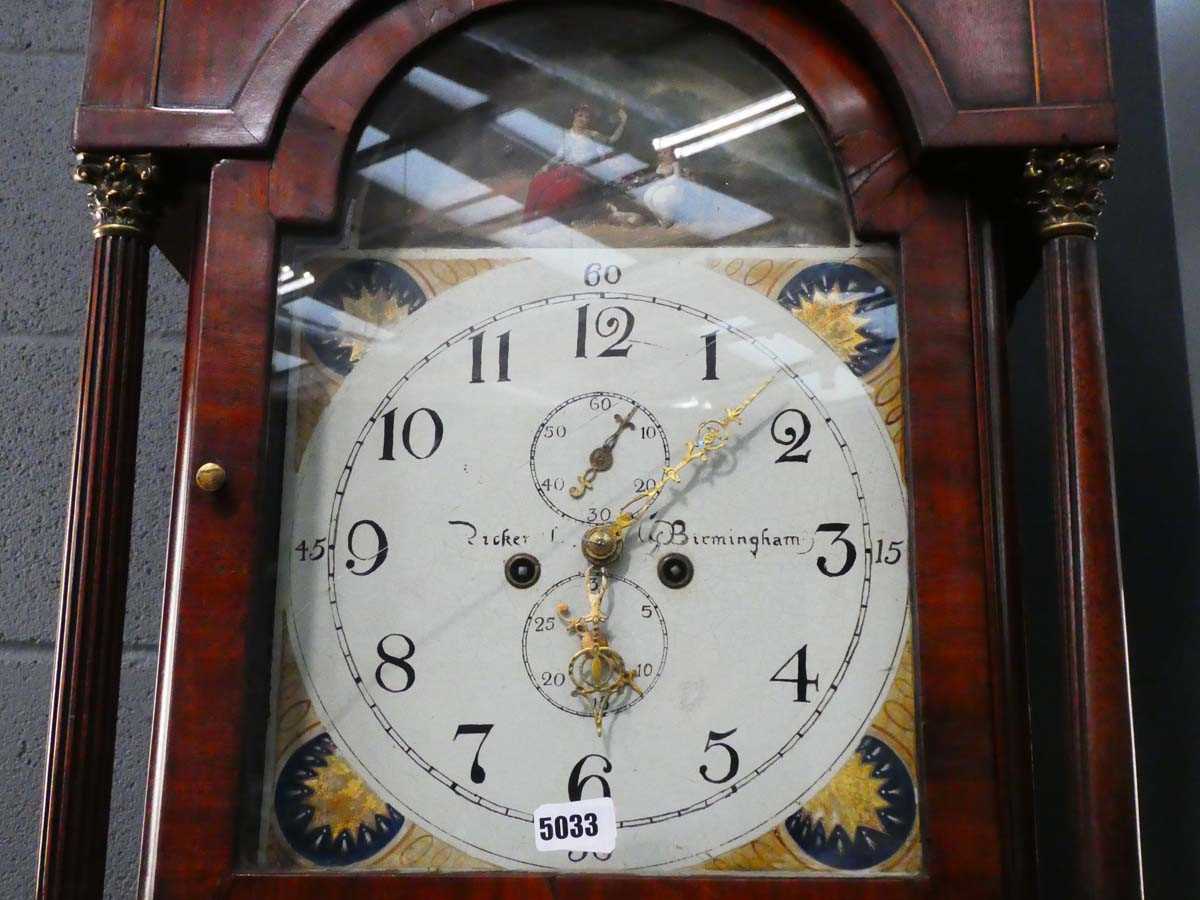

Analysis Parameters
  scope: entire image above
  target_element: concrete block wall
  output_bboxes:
[0,4,187,895]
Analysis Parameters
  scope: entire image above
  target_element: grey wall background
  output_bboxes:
[0,1,1195,898]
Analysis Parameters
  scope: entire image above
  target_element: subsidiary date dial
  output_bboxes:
[285,255,910,872]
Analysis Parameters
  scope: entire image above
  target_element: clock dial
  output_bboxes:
[283,251,909,870]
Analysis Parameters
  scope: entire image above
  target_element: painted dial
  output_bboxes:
[285,251,909,872]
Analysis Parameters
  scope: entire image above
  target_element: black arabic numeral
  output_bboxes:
[568,753,612,800]
[584,263,622,286]
[294,537,326,562]
[374,633,416,692]
[569,849,612,863]
[382,407,444,460]
[699,728,740,784]
[702,331,719,381]
[565,753,614,864]
[575,305,589,358]
[771,646,819,702]
[568,813,584,838]
[816,522,857,577]
[469,330,511,384]
[597,306,635,357]
[583,812,599,836]
[380,409,397,460]
[771,409,813,463]
[866,539,905,565]
[452,723,494,784]
[576,304,636,358]
[346,520,388,575]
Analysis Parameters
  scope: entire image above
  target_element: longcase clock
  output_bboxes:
[40,1,1141,899]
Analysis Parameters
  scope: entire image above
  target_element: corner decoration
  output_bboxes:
[73,153,162,239]
[1024,147,1115,240]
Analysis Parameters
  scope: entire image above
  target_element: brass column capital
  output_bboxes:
[73,152,163,239]
[1024,147,1115,240]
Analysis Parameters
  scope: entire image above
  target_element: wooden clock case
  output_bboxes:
[42,1,1140,899]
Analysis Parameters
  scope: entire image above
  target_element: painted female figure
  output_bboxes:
[524,102,628,222]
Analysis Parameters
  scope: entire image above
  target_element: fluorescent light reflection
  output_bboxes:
[283,296,392,345]
[404,66,489,111]
[361,149,490,211]
[272,351,307,373]
[278,272,315,295]
[674,104,805,160]
[358,125,390,152]
[653,91,795,151]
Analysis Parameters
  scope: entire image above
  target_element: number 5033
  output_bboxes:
[538,812,600,841]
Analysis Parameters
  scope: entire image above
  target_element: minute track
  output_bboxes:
[317,289,886,828]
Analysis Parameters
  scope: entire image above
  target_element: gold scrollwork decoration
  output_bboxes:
[1024,146,1115,240]
[73,152,163,239]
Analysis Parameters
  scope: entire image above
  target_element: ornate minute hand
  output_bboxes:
[568,406,638,499]
[579,375,778,567]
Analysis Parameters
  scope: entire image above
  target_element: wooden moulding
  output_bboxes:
[73,0,1117,153]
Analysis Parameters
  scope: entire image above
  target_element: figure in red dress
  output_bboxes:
[524,103,628,222]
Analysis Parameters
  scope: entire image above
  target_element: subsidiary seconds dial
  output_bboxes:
[286,254,909,872]
[530,391,670,525]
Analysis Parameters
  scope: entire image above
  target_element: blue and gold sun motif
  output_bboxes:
[785,734,916,871]
[275,732,405,867]
[302,259,427,375]
[778,262,898,377]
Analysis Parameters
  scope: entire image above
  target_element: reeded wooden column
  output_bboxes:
[37,154,161,900]
[1025,148,1143,899]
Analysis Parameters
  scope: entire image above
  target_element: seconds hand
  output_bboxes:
[568,405,638,499]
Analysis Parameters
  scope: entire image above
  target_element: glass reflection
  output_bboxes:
[344,3,847,251]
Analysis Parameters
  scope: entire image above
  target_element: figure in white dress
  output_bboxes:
[642,147,687,227]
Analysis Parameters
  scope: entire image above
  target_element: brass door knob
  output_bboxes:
[195,462,227,493]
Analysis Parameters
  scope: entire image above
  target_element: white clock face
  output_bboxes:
[284,250,910,871]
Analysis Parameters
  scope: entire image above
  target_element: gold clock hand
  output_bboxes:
[579,375,778,567]
[568,406,638,499]
[556,568,644,735]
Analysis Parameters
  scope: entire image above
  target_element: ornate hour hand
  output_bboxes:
[579,375,778,567]
[555,568,644,734]
[568,406,638,498]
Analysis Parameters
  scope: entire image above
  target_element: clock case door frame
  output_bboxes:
[142,1,1031,897]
